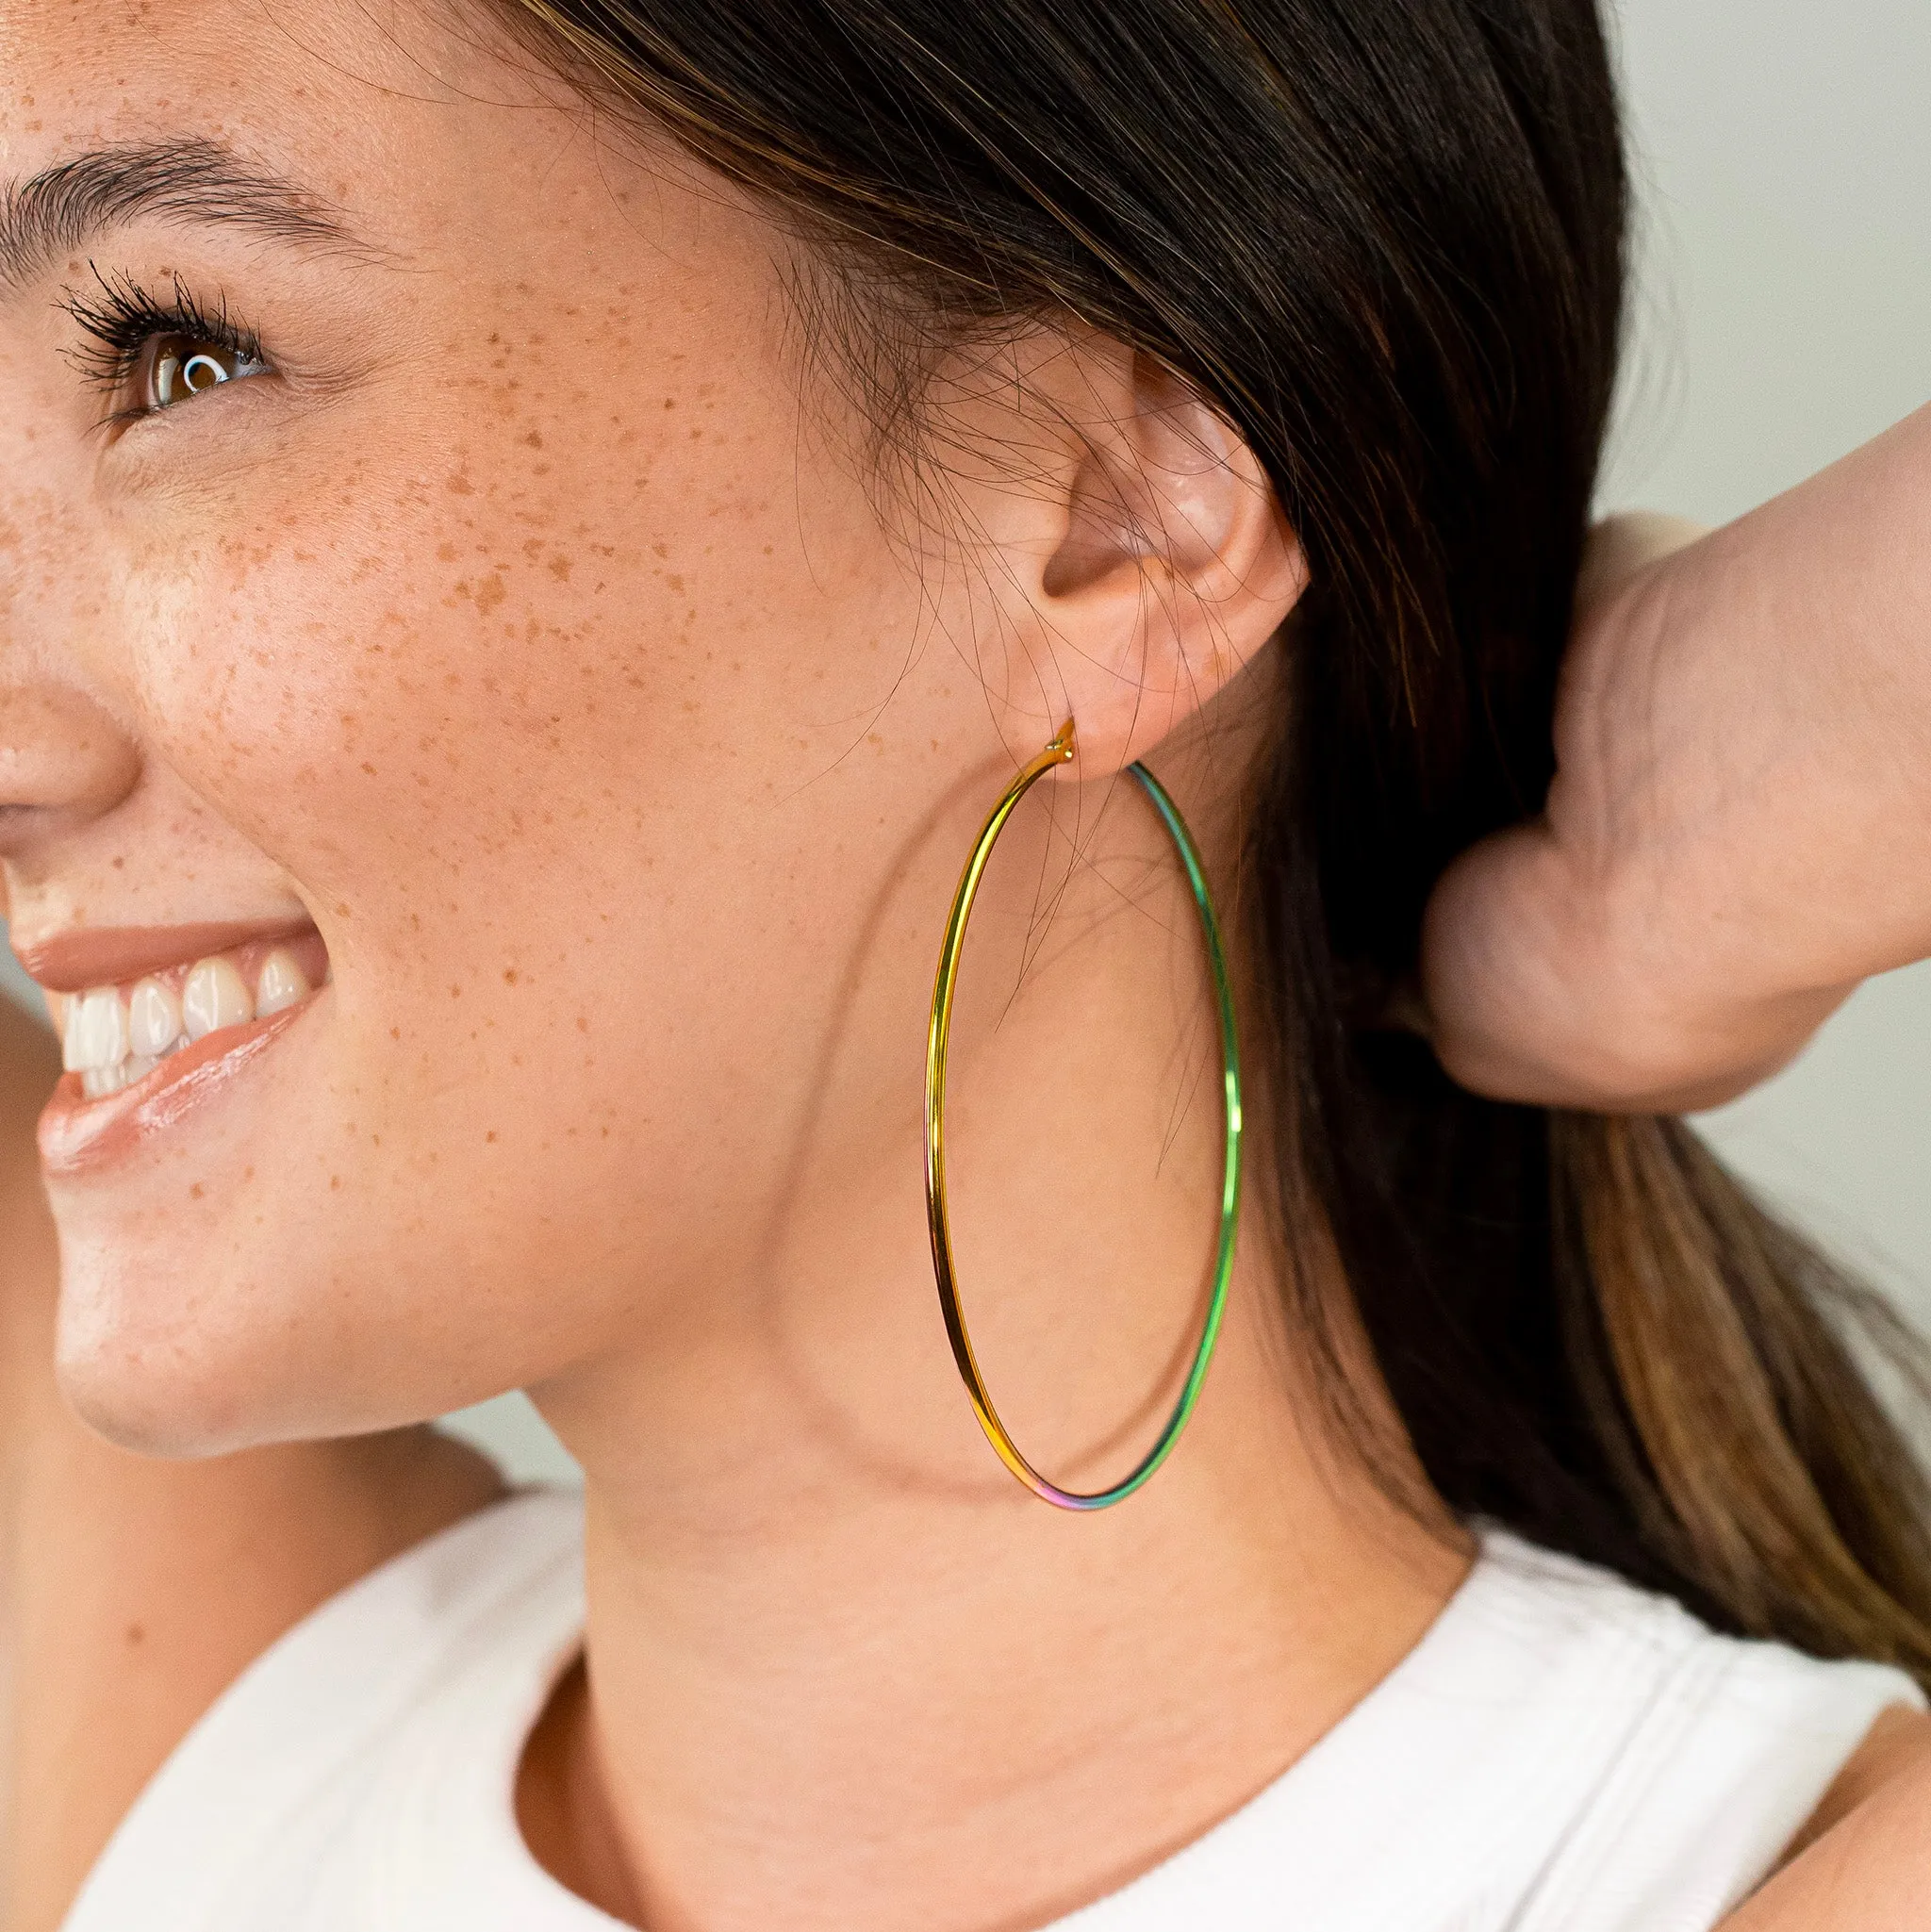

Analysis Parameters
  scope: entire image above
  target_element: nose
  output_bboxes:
[1,456,140,862]
[0,681,141,860]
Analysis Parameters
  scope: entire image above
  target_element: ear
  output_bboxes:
[965,337,1308,777]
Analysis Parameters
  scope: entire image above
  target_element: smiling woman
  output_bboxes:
[3,2,1931,1930]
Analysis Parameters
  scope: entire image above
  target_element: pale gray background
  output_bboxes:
[3,0,1927,1484]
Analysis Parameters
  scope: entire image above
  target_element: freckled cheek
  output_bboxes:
[117,380,881,988]
[124,525,720,918]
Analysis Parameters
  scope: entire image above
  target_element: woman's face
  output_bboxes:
[0,0,1014,1449]
[2,0,1294,1466]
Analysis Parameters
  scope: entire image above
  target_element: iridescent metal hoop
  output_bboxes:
[923,719,1244,1511]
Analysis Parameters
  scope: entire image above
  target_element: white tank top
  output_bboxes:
[59,1488,1922,1931]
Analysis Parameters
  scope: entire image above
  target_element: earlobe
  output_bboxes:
[1031,347,1307,777]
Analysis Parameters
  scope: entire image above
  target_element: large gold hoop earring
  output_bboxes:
[923,719,1244,1511]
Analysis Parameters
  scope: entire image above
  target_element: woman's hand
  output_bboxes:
[1422,405,1931,1112]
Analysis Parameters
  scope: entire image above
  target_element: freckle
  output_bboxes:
[335,903,352,918]
[487,1131,498,1144]
[125,1623,145,1647]
[190,1183,205,1199]
[437,542,459,562]
[331,1176,342,1191]
[503,968,520,985]
[576,1016,588,1032]
[112,856,124,869]
[549,554,572,581]
[523,430,544,449]
[362,762,377,774]
[390,1027,402,1041]
[451,985,462,999]
[447,475,474,496]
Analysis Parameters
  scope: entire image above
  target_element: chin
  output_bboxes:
[56,1309,273,1461]
[50,1224,398,1461]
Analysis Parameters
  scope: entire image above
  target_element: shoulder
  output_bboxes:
[1048,1528,1922,1932]
[59,1487,587,1932]
[1721,1705,1931,1930]
[1469,1527,1922,1766]
[1464,1529,1924,1930]
[1774,1696,1931,1861]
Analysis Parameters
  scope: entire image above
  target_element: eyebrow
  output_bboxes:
[0,138,371,294]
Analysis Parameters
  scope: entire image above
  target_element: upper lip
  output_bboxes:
[11,919,322,995]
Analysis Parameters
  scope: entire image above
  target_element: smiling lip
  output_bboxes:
[24,916,330,1178]
[14,919,319,996]
[38,996,319,1177]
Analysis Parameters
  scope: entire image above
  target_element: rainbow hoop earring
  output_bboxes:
[923,719,1244,1511]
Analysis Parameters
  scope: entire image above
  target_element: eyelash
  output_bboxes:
[59,268,270,423]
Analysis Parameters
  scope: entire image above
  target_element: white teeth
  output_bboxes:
[68,942,308,1100]
[79,1055,159,1101]
[255,949,312,1017]
[181,956,256,1043]
[128,977,186,1059]
[68,988,131,1073]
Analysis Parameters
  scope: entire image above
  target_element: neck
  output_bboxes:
[525,737,1468,1931]
[538,1349,1461,1932]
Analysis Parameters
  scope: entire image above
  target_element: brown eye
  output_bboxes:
[140,334,269,412]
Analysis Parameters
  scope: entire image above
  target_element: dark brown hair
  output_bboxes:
[496,0,1931,1675]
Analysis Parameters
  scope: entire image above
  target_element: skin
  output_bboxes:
[1425,413,1931,1111]
[0,989,505,1930]
[0,7,1455,1929]
[0,5,1926,1929]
